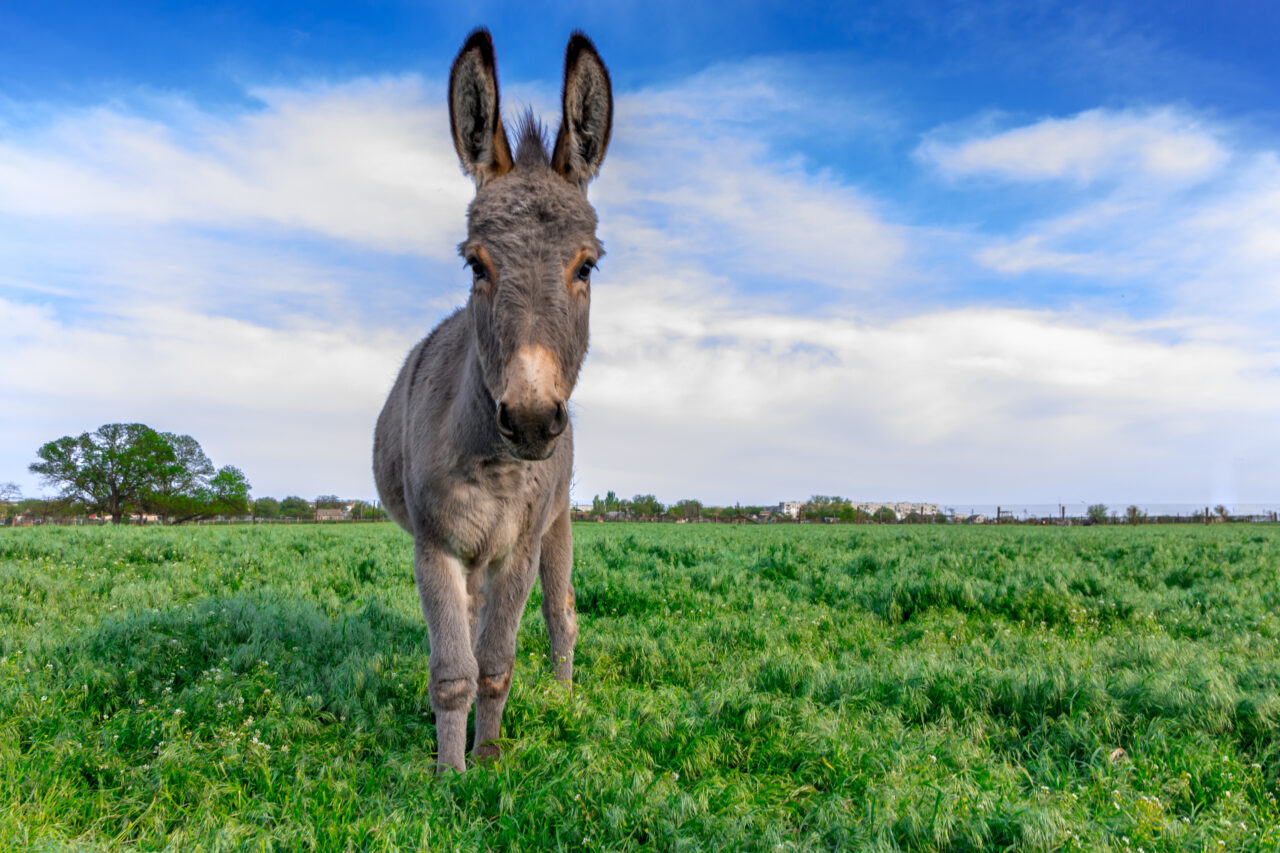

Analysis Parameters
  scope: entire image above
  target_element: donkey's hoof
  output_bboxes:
[472,741,502,764]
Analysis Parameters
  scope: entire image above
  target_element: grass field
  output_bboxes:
[2,522,1278,851]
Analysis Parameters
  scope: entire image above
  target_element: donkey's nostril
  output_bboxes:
[495,402,516,438]
[547,401,569,438]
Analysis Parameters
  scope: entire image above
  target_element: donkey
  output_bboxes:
[373,29,611,773]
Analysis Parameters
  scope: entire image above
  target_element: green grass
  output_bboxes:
[2,522,1279,851]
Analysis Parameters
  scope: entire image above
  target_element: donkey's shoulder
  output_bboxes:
[404,307,469,387]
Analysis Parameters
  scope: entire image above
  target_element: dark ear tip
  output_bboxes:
[565,31,603,64]
[460,27,496,63]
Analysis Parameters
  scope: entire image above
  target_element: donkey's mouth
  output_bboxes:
[502,436,560,462]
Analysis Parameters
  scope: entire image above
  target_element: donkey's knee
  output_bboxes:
[544,587,578,636]
[477,666,513,699]
[429,674,477,713]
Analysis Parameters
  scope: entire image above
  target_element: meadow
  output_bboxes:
[2,521,1278,851]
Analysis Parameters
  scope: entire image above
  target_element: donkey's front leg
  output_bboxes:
[414,542,477,773]
[472,545,541,762]
[539,510,577,685]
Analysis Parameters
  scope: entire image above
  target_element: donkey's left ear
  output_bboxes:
[551,32,612,189]
[449,28,514,186]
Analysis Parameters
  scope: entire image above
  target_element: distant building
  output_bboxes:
[850,501,938,520]
[779,501,806,519]
[315,508,348,522]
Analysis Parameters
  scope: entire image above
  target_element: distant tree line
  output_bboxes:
[578,492,947,524]
[577,496,1262,525]
[249,495,385,521]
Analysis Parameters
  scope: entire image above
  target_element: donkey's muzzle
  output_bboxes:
[496,400,568,460]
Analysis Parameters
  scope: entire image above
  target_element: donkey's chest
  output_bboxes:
[433,466,552,568]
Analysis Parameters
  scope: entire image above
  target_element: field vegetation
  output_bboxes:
[2,522,1278,850]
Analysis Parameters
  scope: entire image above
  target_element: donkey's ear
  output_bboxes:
[551,32,612,189]
[448,28,514,186]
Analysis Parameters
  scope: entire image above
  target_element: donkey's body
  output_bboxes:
[373,29,611,772]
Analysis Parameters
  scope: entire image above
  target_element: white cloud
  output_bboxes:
[572,269,1280,504]
[921,107,1227,185]
[0,78,474,257]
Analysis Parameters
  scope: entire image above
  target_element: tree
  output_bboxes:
[872,506,897,523]
[315,494,345,509]
[803,495,846,521]
[279,495,311,518]
[349,501,388,521]
[673,499,702,520]
[28,424,250,525]
[14,497,77,523]
[1214,504,1229,521]
[253,497,280,519]
[131,431,249,524]
[630,494,663,519]
[1086,504,1109,525]
[0,482,21,524]
[204,466,251,518]
[156,433,215,495]
[30,423,177,523]
[1125,505,1146,525]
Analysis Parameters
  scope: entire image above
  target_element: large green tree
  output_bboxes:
[29,424,250,524]
[29,423,176,523]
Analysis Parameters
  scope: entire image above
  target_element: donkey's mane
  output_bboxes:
[512,110,550,169]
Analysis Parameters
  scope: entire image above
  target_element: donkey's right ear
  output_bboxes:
[448,29,514,186]
[552,32,613,189]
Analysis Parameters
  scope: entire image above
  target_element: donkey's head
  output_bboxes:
[449,29,611,461]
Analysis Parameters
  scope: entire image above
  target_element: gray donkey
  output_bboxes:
[373,29,611,773]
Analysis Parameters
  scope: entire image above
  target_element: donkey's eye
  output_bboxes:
[468,259,489,283]
[575,260,595,283]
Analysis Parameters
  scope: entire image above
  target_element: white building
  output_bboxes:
[850,501,938,520]
[778,501,806,519]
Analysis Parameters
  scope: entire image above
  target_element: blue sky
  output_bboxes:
[2,1,1278,508]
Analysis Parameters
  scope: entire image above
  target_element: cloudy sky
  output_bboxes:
[2,1,1278,510]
